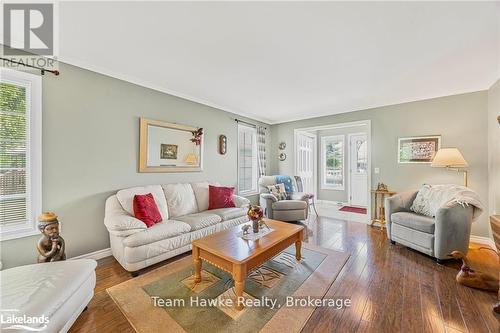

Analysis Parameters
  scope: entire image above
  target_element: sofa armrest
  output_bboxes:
[233,195,250,208]
[434,202,473,259]
[104,195,146,237]
[385,190,418,239]
[104,214,147,236]
[289,192,310,202]
[260,193,278,202]
[260,193,278,218]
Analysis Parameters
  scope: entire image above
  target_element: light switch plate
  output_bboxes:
[374,167,380,174]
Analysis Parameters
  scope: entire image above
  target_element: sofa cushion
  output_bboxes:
[191,181,220,212]
[392,212,435,234]
[208,207,248,221]
[116,185,169,220]
[123,220,192,247]
[162,183,198,218]
[208,185,236,209]
[133,193,163,227]
[175,212,222,230]
[272,199,307,211]
[0,259,96,330]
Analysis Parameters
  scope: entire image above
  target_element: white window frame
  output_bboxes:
[237,123,258,196]
[0,69,42,241]
[320,135,345,191]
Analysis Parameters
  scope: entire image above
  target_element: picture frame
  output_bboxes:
[139,118,203,173]
[398,136,441,164]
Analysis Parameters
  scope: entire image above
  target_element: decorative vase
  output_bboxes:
[247,205,264,234]
[252,219,260,233]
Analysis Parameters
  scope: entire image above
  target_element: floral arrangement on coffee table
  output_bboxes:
[247,205,264,233]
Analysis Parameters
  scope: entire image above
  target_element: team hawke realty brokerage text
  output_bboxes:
[151,296,352,310]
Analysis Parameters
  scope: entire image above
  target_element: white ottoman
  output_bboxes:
[0,259,97,333]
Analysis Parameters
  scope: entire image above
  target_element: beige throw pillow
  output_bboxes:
[267,183,287,201]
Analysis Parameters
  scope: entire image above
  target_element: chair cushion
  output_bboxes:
[267,183,287,200]
[123,220,192,247]
[162,183,198,218]
[391,212,435,234]
[175,212,222,230]
[116,185,169,220]
[272,199,307,211]
[0,259,96,330]
[208,207,248,221]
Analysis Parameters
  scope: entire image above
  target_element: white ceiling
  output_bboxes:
[55,2,500,124]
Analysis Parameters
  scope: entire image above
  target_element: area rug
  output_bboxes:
[107,244,349,333]
[339,205,367,214]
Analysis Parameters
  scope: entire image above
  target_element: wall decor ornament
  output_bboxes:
[160,144,178,159]
[37,212,66,263]
[278,142,286,150]
[218,135,227,155]
[398,136,441,163]
[278,152,287,161]
[139,118,203,173]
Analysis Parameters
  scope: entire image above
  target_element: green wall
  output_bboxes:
[488,79,500,218]
[270,91,491,238]
[0,62,271,269]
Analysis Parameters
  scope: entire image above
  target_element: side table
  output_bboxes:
[371,190,396,230]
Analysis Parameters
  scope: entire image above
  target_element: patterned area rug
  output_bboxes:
[107,244,349,333]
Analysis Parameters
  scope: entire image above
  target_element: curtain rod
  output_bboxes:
[234,118,267,130]
[0,57,60,76]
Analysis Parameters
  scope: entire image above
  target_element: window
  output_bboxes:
[321,135,344,190]
[0,69,42,241]
[237,124,258,195]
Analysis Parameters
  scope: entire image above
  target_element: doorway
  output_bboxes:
[294,131,317,196]
[293,120,371,223]
[348,133,368,207]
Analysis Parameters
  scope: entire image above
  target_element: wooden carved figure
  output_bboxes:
[37,212,66,263]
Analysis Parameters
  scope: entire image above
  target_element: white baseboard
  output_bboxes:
[71,248,112,261]
[316,200,345,206]
[469,235,495,248]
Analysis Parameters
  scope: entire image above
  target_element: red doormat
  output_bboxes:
[339,206,367,214]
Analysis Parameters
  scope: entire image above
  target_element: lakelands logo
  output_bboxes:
[3,3,54,55]
[0,309,50,331]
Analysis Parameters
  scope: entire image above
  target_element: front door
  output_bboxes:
[349,133,368,207]
[295,131,316,196]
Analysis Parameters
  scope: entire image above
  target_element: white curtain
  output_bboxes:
[257,125,267,177]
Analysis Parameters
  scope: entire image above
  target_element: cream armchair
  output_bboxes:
[258,176,309,221]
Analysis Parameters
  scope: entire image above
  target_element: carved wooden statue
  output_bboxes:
[37,212,66,263]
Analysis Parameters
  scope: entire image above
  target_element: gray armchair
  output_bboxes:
[385,190,473,263]
[258,176,309,221]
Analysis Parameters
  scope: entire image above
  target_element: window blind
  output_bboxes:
[238,124,257,193]
[0,82,28,225]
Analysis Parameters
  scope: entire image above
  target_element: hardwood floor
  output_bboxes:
[69,216,499,333]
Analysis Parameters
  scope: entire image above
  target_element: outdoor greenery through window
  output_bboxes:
[322,135,344,189]
[0,69,41,240]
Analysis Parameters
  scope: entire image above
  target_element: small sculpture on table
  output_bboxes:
[247,205,264,233]
[37,212,66,263]
[376,182,388,192]
[241,224,251,235]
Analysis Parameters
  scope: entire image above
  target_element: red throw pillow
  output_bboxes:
[133,193,162,227]
[208,185,236,210]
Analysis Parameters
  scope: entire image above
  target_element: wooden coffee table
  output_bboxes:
[191,219,304,310]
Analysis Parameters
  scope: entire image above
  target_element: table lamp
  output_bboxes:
[431,148,469,186]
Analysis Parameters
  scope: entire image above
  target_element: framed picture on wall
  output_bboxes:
[398,136,441,163]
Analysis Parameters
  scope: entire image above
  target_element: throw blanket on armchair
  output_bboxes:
[410,184,484,221]
[275,175,294,194]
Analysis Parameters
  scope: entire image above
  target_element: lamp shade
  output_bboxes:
[185,153,198,165]
[431,148,468,168]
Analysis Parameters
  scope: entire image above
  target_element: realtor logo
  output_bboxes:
[3,3,53,55]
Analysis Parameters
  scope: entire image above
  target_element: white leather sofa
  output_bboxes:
[0,259,96,333]
[104,182,250,273]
